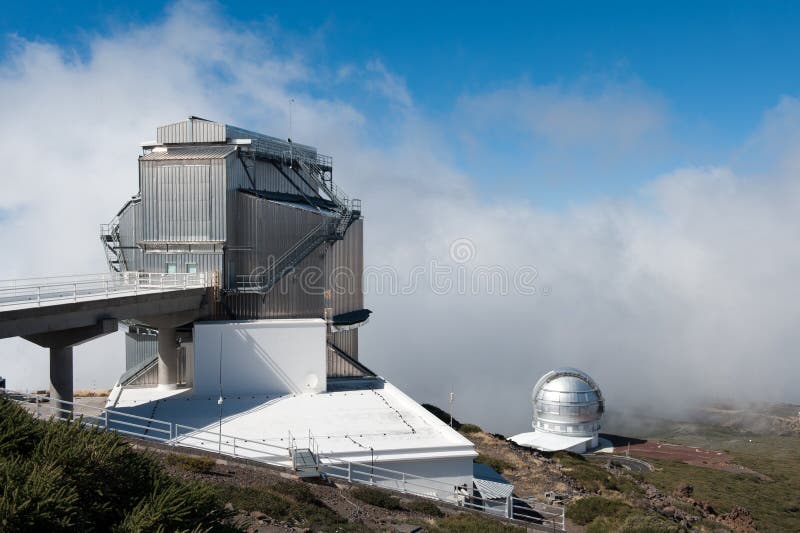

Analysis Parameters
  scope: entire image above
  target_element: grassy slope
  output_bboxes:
[641,426,800,532]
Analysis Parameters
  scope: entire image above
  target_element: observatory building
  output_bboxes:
[510,367,604,454]
[94,117,476,492]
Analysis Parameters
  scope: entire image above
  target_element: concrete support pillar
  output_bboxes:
[49,346,74,416]
[157,326,178,389]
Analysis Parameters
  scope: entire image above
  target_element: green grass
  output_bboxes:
[635,423,800,532]
[351,485,405,510]
[566,496,634,526]
[567,496,682,532]
[405,499,444,517]
[474,454,515,474]
[554,452,641,497]
[351,486,446,517]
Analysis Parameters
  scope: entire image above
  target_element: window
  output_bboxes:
[186,263,198,274]
[166,262,177,274]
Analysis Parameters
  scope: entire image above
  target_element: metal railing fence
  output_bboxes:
[0,271,210,308]
[314,451,565,531]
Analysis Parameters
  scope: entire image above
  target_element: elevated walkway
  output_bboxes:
[0,271,211,411]
[0,272,210,339]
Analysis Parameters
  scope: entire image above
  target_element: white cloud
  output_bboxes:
[365,59,413,107]
[455,78,667,151]
[1,3,799,436]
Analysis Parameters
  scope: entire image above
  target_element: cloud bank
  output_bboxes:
[1,3,799,434]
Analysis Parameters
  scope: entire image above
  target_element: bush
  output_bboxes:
[406,499,444,517]
[459,423,483,434]
[566,496,633,526]
[614,513,684,533]
[430,513,523,532]
[0,458,81,532]
[215,482,350,531]
[0,398,44,457]
[116,478,226,532]
[474,454,515,474]
[351,486,405,510]
[555,452,632,494]
[0,398,229,532]
[166,453,217,474]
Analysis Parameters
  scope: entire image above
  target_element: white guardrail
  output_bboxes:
[1,390,564,531]
[0,272,209,309]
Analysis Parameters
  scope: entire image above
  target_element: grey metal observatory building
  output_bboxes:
[103,116,371,388]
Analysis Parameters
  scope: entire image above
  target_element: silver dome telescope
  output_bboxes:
[511,367,605,453]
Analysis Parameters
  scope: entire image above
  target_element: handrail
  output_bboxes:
[0,271,210,309]
[234,220,336,292]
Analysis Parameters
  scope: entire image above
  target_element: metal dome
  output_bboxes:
[531,367,604,437]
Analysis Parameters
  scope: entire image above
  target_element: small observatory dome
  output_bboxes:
[531,367,604,439]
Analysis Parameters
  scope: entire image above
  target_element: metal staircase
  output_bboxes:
[100,218,125,273]
[234,143,361,294]
[235,219,343,293]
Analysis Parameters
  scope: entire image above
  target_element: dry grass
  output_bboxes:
[73,389,111,398]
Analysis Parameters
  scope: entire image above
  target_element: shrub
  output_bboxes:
[215,483,349,531]
[614,512,684,533]
[406,499,444,517]
[474,454,515,474]
[116,478,225,532]
[0,399,44,457]
[430,513,523,532]
[0,458,81,532]
[459,423,483,434]
[0,398,229,532]
[566,496,633,526]
[166,453,217,474]
[555,452,624,493]
[351,486,404,510]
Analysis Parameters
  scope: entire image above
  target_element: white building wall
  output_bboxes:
[193,319,326,396]
[338,456,474,501]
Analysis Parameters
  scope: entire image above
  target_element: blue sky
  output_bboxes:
[3,1,799,206]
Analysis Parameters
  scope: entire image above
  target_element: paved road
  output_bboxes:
[585,453,653,472]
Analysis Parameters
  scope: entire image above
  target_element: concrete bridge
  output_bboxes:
[0,272,212,410]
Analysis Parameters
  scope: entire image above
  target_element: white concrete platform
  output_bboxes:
[509,431,594,453]
[111,380,475,465]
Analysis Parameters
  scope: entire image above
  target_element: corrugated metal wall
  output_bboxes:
[142,252,222,273]
[117,200,142,271]
[125,328,157,370]
[327,336,364,378]
[228,192,330,284]
[226,156,318,199]
[326,218,364,316]
[331,329,359,360]
[157,119,226,144]
[140,160,227,242]
[223,192,331,317]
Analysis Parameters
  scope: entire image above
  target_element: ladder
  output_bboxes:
[100,218,125,273]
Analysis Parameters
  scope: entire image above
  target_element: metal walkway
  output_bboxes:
[0,272,209,311]
[0,272,210,340]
